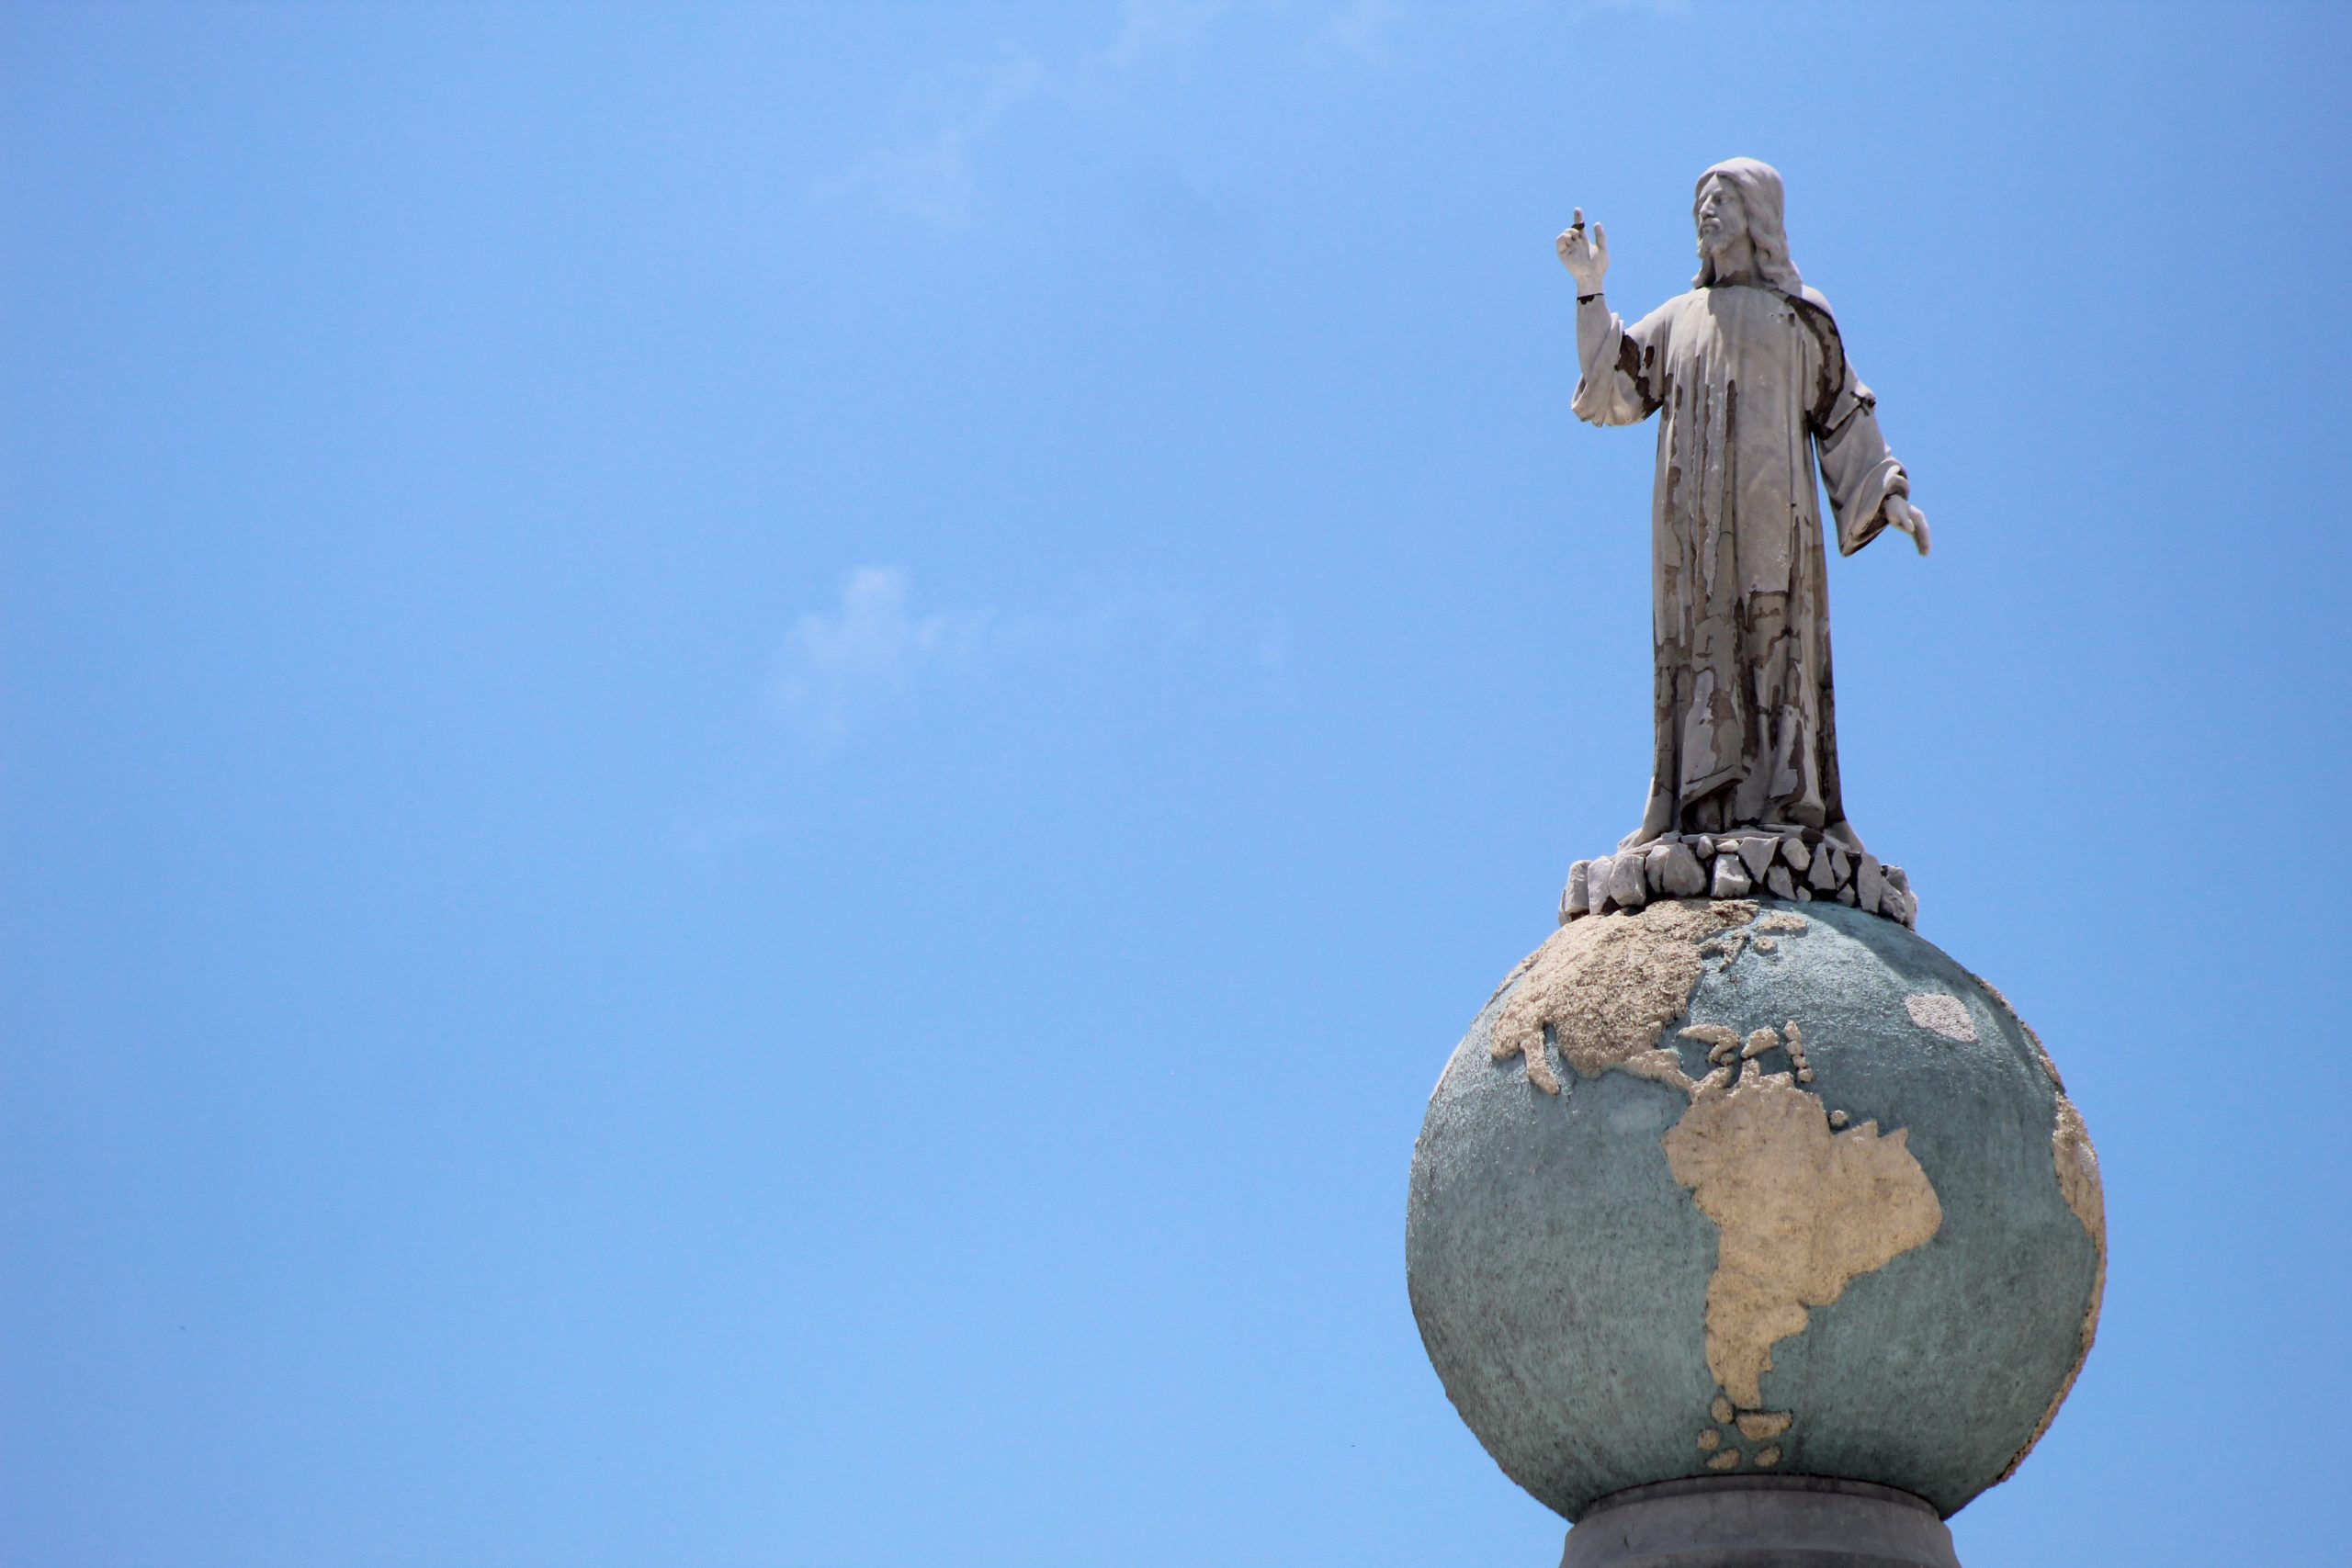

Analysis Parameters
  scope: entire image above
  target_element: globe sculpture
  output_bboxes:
[1407,164,2103,1567]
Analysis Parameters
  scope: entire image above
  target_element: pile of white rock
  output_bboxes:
[1559,830,1917,928]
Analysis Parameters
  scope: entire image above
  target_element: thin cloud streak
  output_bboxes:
[776,567,990,740]
[809,0,1385,227]
[809,52,1049,227]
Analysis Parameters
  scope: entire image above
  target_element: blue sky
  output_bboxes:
[4,3,2346,1564]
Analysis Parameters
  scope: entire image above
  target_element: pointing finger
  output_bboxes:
[1572,207,1584,229]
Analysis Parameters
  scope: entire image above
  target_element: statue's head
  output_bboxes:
[1691,158,1802,294]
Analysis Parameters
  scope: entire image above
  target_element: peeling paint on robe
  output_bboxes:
[1573,282,1907,852]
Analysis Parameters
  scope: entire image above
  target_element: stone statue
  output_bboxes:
[1556,158,1928,854]
[1407,166,2100,1568]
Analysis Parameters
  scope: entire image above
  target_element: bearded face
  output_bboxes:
[1694,174,1750,264]
[1688,160,1799,294]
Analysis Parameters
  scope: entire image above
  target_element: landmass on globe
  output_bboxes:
[1408,897,2105,1514]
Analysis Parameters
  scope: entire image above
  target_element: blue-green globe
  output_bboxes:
[1405,897,2103,1520]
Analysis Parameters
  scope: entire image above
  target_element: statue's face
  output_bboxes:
[1694,175,1747,259]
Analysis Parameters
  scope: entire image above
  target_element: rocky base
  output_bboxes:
[1561,830,1917,928]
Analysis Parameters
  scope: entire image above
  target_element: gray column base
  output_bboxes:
[1560,1477,1960,1568]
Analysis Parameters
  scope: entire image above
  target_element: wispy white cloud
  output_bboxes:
[811,51,1049,227]
[1107,0,1234,68]
[776,568,990,739]
[812,0,1388,227]
[810,0,1702,225]
[1322,0,1406,65]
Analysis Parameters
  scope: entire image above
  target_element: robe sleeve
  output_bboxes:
[1571,296,1670,427]
[1803,304,1910,556]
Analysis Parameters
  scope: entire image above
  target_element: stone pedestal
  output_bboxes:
[1560,1477,1959,1568]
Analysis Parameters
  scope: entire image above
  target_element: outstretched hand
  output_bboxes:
[1556,208,1608,294]
[1885,494,1931,556]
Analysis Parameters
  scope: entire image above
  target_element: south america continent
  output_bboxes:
[1489,902,1942,1437]
[1662,1064,1940,1408]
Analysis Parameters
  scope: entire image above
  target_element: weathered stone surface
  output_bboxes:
[1611,853,1649,910]
[1877,866,1915,926]
[1781,837,1813,874]
[1854,856,1883,915]
[1563,160,1926,855]
[1650,841,1709,897]
[1668,1066,1943,1409]
[1712,854,1753,899]
[1692,835,1716,859]
[1555,848,1916,929]
[1905,994,1978,1043]
[1492,902,1755,1088]
[1411,904,2101,1522]
[1996,1091,2107,1487]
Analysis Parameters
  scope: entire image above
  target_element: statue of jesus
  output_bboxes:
[1557,158,1928,855]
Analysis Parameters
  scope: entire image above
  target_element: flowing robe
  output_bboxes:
[1574,282,1908,852]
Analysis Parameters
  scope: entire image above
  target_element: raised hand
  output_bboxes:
[1555,208,1609,294]
[1884,493,1932,556]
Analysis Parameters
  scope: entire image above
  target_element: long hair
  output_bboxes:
[1690,157,1803,295]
